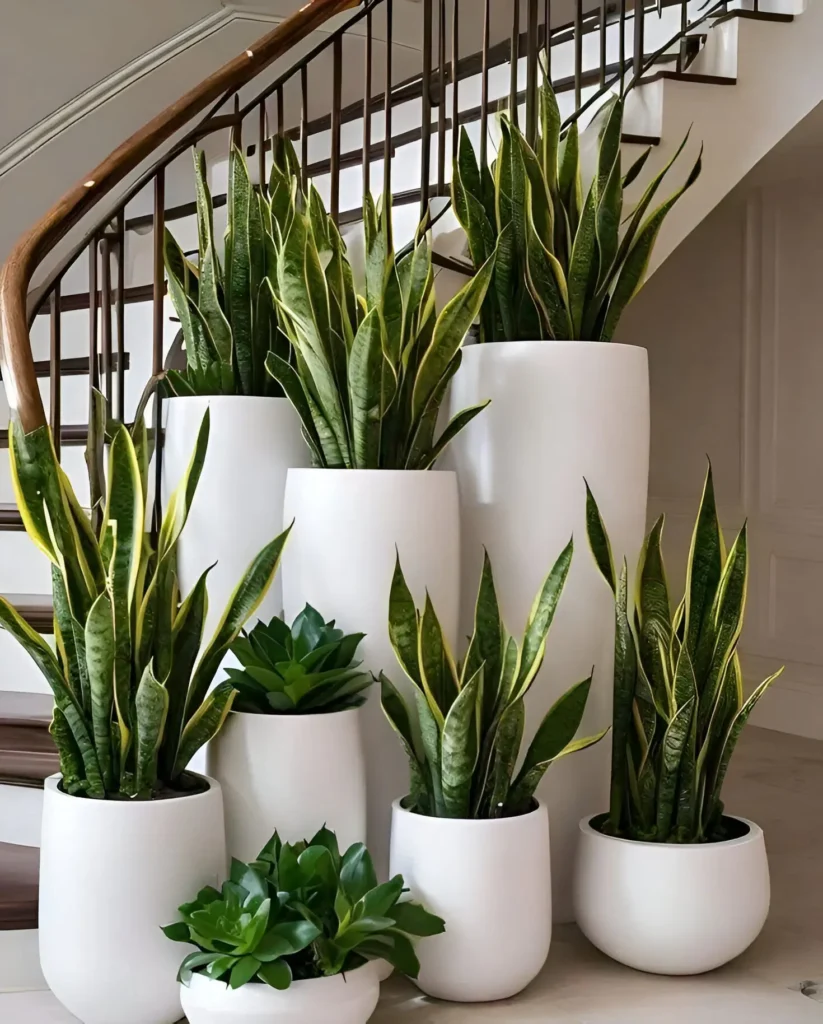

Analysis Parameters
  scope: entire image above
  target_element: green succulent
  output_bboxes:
[586,464,783,843]
[264,138,497,469]
[381,548,608,819]
[163,827,445,989]
[0,399,290,799]
[227,605,373,714]
[453,70,702,342]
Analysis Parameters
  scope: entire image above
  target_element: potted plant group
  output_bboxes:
[444,73,703,919]
[574,466,780,975]
[163,142,309,644]
[266,174,496,871]
[165,827,444,1023]
[208,604,373,860]
[382,544,607,1001]
[0,405,290,1024]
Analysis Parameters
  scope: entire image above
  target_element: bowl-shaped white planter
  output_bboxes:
[282,468,460,875]
[574,814,770,975]
[389,799,551,1002]
[39,774,226,1024]
[446,340,650,921]
[179,962,381,1024]
[207,708,367,861]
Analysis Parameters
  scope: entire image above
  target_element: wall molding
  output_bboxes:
[0,2,422,181]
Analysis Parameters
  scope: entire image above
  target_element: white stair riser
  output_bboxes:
[0,785,43,847]
[0,929,46,994]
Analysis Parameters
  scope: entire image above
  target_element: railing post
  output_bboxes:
[574,0,583,109]
[258,100,268,197]
[633,0,645,81]
[152,170,165,536]
[88,237,99,422]
[49,284,62,462]
[480,0,490,169]
[100,237,113,411]
[420,0,433,217]
[509,0,520,125]
[526,0,539,146]
[301,66,309,194]
[384,0,394,229]
[363,8,373,198]
[116,211,126,422]
[330,36,343,223]
[451,0,460,163]
[619,0,627,92]
[545,0,552,82]
[600,0,608,89]
[437,0,447,192]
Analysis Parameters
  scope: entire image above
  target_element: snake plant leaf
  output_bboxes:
[595,97,623,197]
[264,350,324,464]
[673,644,697,711]
[525,199,571,339]
[349,307,385,469]
[410,248,496,423]
[539,80,561,197]
[685,462,724,672]
[174,681,237,779]
[568,181,598,337]
[158,408,210,561]
[103,425,144,609]
[440,665,483,818]
[414,686,444,815]
[388,554,422,688]
[601,145,703,342]
[513,537,574,700]
[516,130,554,245]
[85,591,115,791]
[594,151,623,299]
[622,145,652,190]
[418,594,459,722]
[8,423,60,563]
[165,229,216,375]
[0,596,73,708]
[52,566,86,710]
[418,399,490,471]
[674,692,699,838]
[484,697,525,817]
[558,121,582,238]
[637,515,672,653]
[135,662,169,795]
[192,149,232,364]
[49,706,87,795]
[472,550,504,728]
[226,145,256,394]
[403,351,463,471]
[609,560,637,832]
[656,697,695,838]
[380,673,423,773]
[398,235,431,344]
[584,480,616,593]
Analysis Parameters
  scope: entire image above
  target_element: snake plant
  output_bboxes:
[586,464,783,843]
[164,145,288,396]
[381,548,608,819]
[227,604,373,714]
[265,139,496,468]
[0,397,290,799]
[164,827,444,988]
[452,74,702,342]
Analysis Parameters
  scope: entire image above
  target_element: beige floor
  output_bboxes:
[2,727,821,1023]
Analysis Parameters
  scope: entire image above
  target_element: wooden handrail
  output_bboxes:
[0,0,360,434]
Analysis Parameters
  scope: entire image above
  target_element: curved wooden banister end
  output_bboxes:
[0,0,362,439]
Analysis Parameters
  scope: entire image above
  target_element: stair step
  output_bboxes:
[0,425,88,449]
[0,693,57,790]
[0,354,130,382]
[30,283,157,318]
[0,596,54,635]
[0,842,38,931]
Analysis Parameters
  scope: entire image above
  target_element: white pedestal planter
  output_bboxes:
[180,962,381,1024]
[282,469,460,876]
[574,815,770,975]
[39,775,226,1024]
[207,709,367,861]
[389,800,551,1002]
[446,340,650,922]
[163,396,309,641]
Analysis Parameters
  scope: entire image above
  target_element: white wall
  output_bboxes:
[616,169,823,740]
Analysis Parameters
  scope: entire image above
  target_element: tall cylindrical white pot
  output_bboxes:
[39,775,226,1024]
[446,341,650,922]
[281,469,460,876]
[207,709,367,861]
[390,800,551,1002]
[162,396,309,640]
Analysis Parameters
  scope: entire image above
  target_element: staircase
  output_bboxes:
[0,0,819,992]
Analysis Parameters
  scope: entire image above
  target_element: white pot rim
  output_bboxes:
[44,772,220,807]
[186,962,375,994]
[462,340,645,355]
[228,707,363,721]
[578,813,763,850]
[392,797,545,827]
[287,467,455,478]
[165,394,290,405]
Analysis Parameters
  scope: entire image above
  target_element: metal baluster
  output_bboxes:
[480,0,490,169]
[619,0,627,92]
[421,0,433,216]
[545,0,552,82]
[678,0,689,73]
[509,0,520,125]
[451,0,460,162]
[363,8,373,198]
[50,283,61,461]
[331,37,343,223]
[301,66,309,194]
[574,0,583,109]
[633,0,645,81]
[600,0,608,88]
[152,171,165,534]
[116,211,126,422]
[232,94,242,150]
[384,0,394,222]
[437,0,447,192]
[258,100,267,197]
[277,86,285,139]
[526,0,539,146]
[100,237,113,410]
[88,237,99,428]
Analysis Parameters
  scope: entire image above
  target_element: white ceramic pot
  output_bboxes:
[39,774,226,1024]
[180,962,381,1024]
[574,814,770,975]
[282,469,460,876]
[162,396,309,642]
[446,340,650,922]
[207,709,367,861]
[389,799,551,1002]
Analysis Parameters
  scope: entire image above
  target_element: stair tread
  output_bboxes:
[0,693,58,791]
[0,594,54,634]
[0,842,39,931]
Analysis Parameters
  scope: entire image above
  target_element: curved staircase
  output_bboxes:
[0,0,819,999]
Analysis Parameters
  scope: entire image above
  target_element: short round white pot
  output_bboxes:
[282,469,460,876]
[574,815,770,975]
[207,708,367,861]
[179,962,381,1024]
[39,774,226,1024]
[446,341,650,922]
[389,800,551,1002]
[163,395,309,642]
